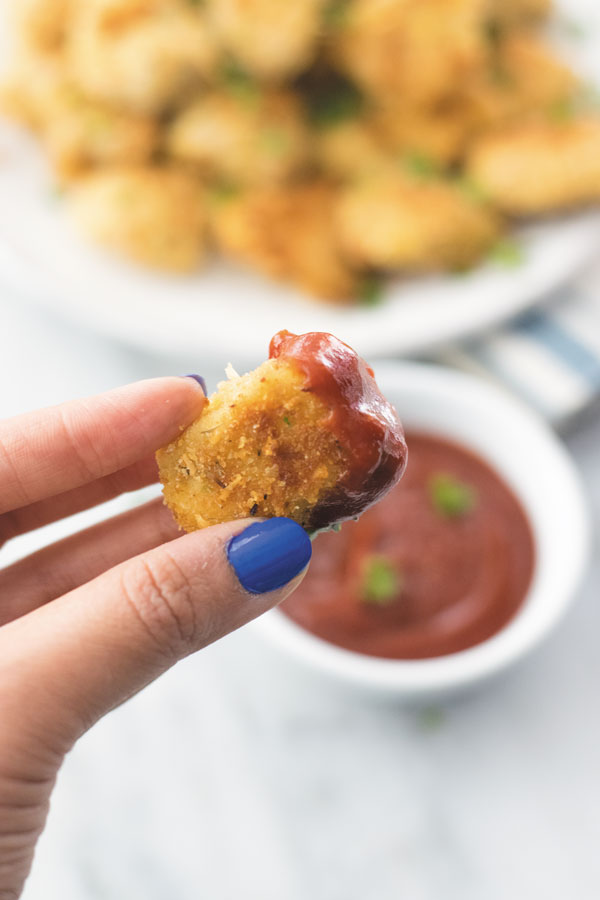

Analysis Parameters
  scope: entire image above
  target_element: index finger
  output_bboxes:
[0,376,207,515]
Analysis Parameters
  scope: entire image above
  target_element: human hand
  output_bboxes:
[0,377,311,898]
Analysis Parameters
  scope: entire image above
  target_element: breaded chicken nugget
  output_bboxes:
[210,182,362,302]
[466,34,577,132]
[486,0,551,27]
[4,66,158,178]
[336,171,501,271]
[209,0,326,81]
[314,118,391,180]
[331,0,486,106]
[466,118,600,215]
[69,166,206,270]
[67,0,217,113]
[168,89,309,186]
[373,100,474,167]
[12,0,73,55]
[157,331,407,532]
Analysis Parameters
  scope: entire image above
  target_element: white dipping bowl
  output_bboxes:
[254,362,591,699]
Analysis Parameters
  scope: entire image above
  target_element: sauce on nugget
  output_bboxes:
[269,330,407,530]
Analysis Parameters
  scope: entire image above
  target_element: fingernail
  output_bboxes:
[182,374,207,396]
[227,518,312,594]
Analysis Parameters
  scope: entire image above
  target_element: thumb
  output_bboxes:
[0,517,311,758]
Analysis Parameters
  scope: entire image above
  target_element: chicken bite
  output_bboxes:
[466,118,600,214]
[209,182,363,302]
[336,170,501,271]
[209,0,326,81]
[69,166,206,271]
[66,0,217,113]
[157,331,407,532]
[167,89,310,186]
[11,0,73,56]
[331,0,487,106]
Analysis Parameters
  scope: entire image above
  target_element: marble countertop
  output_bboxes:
[2,294,599,900]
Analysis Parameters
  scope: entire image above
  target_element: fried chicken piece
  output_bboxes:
[11,0,73,55]
[331,0,487,106]
[209,0,326,81]
[466,118,600,214]
[66,0,217,113]
[466,34,578,132]
[157,330,407,532]
[168,89,309,186]
[313,118,390,180]
[210,182,362,302]
[485,0,551,27]
[336,170,501,270]
[1,61,158,178]
[69,166,206,270]
[373,99,474,167]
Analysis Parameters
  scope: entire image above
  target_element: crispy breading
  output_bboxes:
[209,0,326,81]
[466,33,578,132]
[12,0,73,55]
[210,182,362,301]
[66,0,217,113]
[69,166,206,270]
[331,0,487,106]
[168,89,310,186]
[336,171,501,270]
[157,359,346,531]
[486,0,551,27]
[373,100,474,167]
[313,117,390,180]
[467,118,600,214]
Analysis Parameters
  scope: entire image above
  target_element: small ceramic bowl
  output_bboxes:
[254,362,591,699]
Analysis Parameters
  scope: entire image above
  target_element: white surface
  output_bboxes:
[1,293,600,900]
[1,0,600,367]
[258,362,590,697]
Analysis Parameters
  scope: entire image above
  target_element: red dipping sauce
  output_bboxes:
[270,330,407,530]
[281,432,535,659]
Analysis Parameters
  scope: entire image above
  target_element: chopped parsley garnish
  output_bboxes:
[489,237,524,268]
[429,473,477,519]
[283,415,291,426]
[403,151,440,180]
[360,555,403,606]
[323,0,352,29]
[221,59,258,103]
[357,273,384,306]
[455,175,489,205]
[259,127,290,156]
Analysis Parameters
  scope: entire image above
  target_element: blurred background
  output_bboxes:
[1,0,600,897]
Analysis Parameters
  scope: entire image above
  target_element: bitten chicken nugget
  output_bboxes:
[467,118,600,214]
[209,182,362,301]
[336,171,501,270]
[69,166,206,271]
[157,331,407,532]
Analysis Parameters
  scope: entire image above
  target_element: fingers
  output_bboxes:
[0,498,180,626]
[0,454,158,547]
[0,376,206,516]
[0,518,311,756]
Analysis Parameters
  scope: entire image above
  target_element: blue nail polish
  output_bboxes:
[227,518,312,594]
[182,374,207,396]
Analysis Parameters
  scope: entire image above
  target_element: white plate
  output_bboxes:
[1,0,599,367]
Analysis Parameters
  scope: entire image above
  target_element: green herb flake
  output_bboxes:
[323,0,352,29]
[308,83,363,129]
[360,555,403,606]
[548,97,575,123]
[418,705,446,732]
[429,472,477,519]
[283,415,291,426]
[455,175,489,205]
[208,181,240,203]
[259,127,290,156]
[489,237,524,268]
[357,273,384,306]
[403,151,440,180]
[221,59,258,103]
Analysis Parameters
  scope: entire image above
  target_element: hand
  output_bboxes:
[0,377,311,898]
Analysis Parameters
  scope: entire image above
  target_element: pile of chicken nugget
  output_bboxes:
[3,0,600,302]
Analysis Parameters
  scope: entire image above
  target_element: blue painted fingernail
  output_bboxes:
[182,374,207,396]
[227,518,312,594]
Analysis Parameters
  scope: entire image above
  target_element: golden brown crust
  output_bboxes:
[157,359,346,531]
